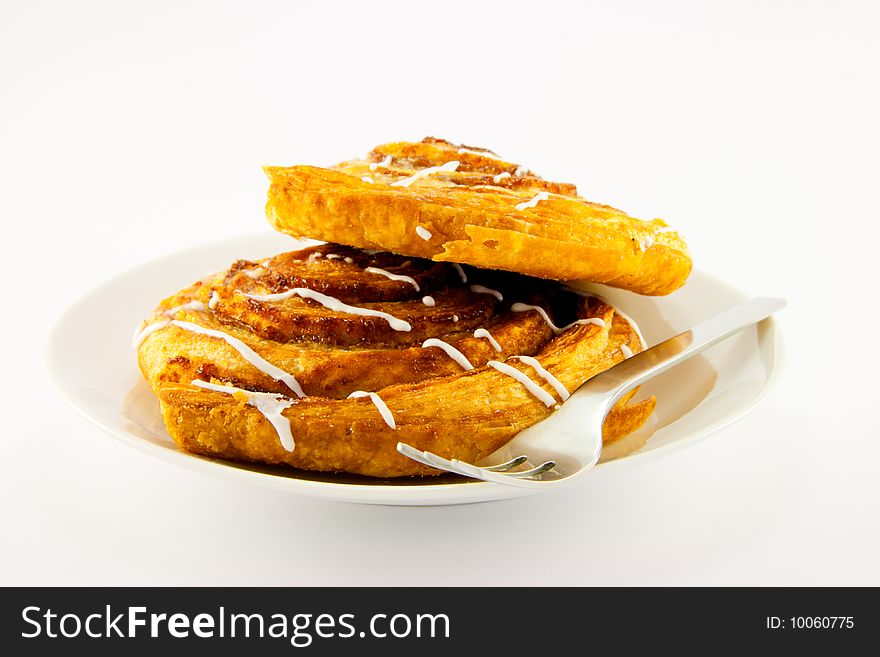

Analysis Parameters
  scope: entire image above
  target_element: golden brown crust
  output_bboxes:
[137,244,655,477]
[265,137,692,295]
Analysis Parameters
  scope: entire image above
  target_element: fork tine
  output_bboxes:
[420,450,463,473]
[482,455,528,471]
[445,457,550,488]
[397,442,503,483]
[396,443,467,477]
[450,458,555,480]
[501,460,557,478]
[396,442,555,488]
[395,442,441,470]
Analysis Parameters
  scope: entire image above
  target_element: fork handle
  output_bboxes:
[584,297,785,409]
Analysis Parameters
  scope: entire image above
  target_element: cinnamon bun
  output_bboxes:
[264,137,691,296]
[135,243,655,478]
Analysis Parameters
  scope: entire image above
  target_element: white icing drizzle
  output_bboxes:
[621,344,634,358]
[364,266,420,291]
[415,225,433,241]
[361,175,375,184]
[347,390,396,430]
[344,257,353,264]
[369,154,392,171]
[132,301,207,349]
[164,300,207,316]
[473,328,502,352]
[470,284,503,301]
[239,288,412,332]
[391,160,460,188]
[170,320,305,396]
[562,288,648,350]
[452,314,460,322]
[492,171,512,183]
[452,263,468,283]
[514,191,550,211]
[457,147,503,160]
[307,251,323,262]
[132,319,170,349]
[421,338,475,370]
[487,361,556,407]
[192,380,296,451]
[241,267,265,279]
[325,253,342,259]
[208,291,220,310]
[422,296,436,306]
[511,302,606,335]
[511,355,570,401]
[514,166,530,176]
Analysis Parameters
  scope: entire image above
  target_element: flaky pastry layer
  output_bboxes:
[265,137,691,295]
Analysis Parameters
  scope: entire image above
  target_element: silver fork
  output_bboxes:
[397,297,785,488]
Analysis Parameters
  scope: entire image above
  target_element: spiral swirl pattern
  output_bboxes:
[136,243,654,477]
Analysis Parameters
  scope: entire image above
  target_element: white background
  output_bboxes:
[2,0,878,585]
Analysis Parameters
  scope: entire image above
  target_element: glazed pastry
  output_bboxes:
[264,137,691,296]
[135,244,655,477]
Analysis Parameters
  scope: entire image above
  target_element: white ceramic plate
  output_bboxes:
[48,233,783,505]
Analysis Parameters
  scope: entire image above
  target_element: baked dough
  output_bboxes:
[265,137,691,296]
[136,244,655,477]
